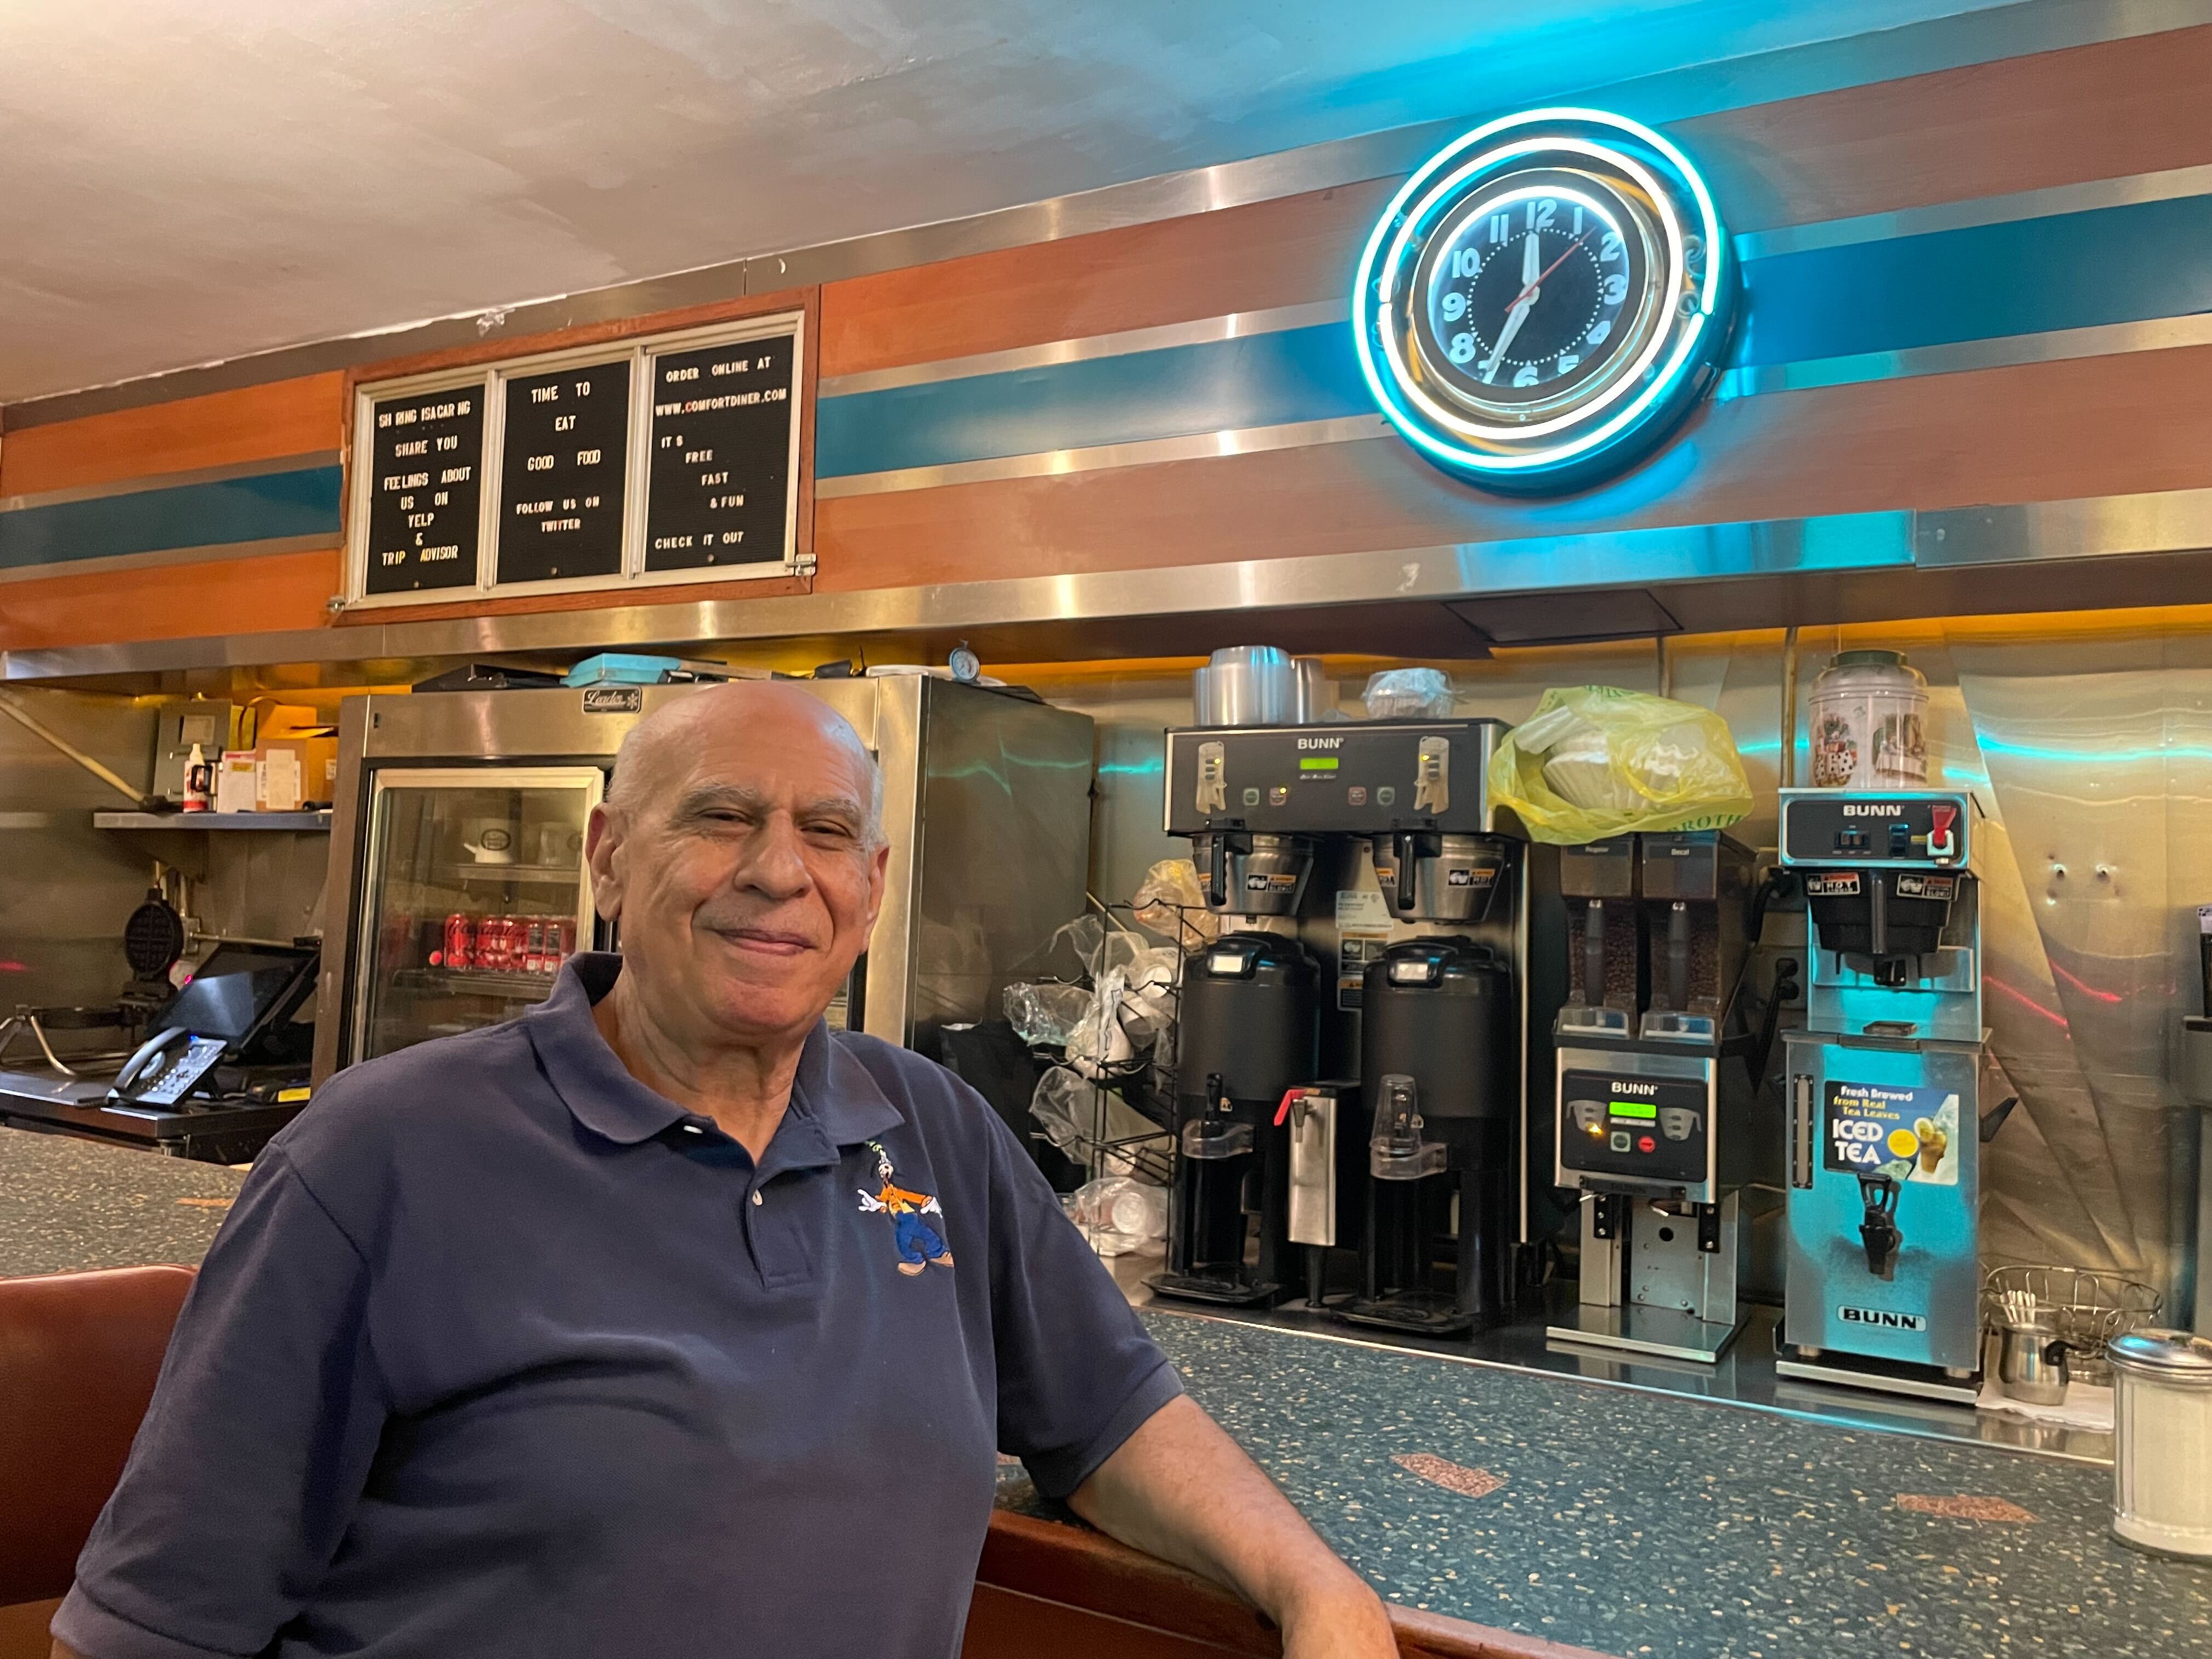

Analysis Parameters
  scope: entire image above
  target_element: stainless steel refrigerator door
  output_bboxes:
[345,765,604,1066]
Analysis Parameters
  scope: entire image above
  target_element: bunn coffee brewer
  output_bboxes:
[1149,928,1317,1305]
[1775,788,2002,1403]
[1162,715,1548,1337]
[1548,832,1758,1362]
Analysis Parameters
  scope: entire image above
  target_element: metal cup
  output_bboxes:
[1193,646,1296,727]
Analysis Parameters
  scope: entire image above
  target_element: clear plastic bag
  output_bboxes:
[1002,981,1094,1048]
[1029,1065,1093,1153]
[1064,969,1137,1078]
[1363,667,1455,720]
[1487,686,1753,845]
[1130,857,1217,948]
[1061,1177,1168,1256]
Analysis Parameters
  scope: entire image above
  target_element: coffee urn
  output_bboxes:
[1340,932,1520,1333]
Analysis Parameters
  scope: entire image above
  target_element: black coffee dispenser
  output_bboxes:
[1148,931,1317,1305]
[1339,934,1519,1334]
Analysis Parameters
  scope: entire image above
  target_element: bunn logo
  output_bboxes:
[1841,803,1904,817]
[1838,1305,1928,1330]
[1611,1081,1660,1096]
[1296,736,1343,751]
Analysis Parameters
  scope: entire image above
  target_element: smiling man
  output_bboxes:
[53,682,1394,1659]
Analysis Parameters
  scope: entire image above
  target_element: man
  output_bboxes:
[54,683,1395,1659]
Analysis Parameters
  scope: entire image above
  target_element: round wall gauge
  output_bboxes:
[1352,108,1735,493]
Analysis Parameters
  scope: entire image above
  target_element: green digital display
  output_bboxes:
[1298,756,1340,771]
[1609,1100,1657,1120]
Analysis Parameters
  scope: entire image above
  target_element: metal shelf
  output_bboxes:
[388,967,561,1001]
[94,810,333,832]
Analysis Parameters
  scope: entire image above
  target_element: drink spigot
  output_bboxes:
[1857,1174,1903,1280]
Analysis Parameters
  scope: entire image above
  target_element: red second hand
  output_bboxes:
[1504,232,1591,312]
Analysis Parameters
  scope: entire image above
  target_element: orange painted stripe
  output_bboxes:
[819,182,1393,379]
[1,373,343,499]
[815,341,2212,591]
[821,27,2212,380]
[1685,24,2212,232]
[0,548,339,652]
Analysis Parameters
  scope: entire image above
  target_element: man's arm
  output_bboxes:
[1068,1395,1397,1658]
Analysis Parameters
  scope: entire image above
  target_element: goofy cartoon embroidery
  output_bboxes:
[857,1141,953,1276]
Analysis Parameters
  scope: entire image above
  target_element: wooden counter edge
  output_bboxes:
[979,1509,1615,1659]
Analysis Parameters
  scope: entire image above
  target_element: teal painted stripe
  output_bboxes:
[815,188,2212,481]
[0,465,341,573]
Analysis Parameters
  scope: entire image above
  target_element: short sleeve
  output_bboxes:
[54,1145,390,1659]
[982,1116,1182,1499]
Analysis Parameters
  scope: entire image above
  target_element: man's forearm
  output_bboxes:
[1066,1395,1395,1656]
[52,1640,84,1658]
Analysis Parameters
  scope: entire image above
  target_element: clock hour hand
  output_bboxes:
[1481,230,1544,382]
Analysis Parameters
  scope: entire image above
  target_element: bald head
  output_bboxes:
[607,682,883,846]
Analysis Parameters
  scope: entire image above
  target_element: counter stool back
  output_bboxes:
[0,1265,197,1606]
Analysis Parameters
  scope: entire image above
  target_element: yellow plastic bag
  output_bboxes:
[1486,686,1753,845]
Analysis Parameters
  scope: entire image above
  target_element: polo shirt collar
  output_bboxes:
[525,954,904,1158]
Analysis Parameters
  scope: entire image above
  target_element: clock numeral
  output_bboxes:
[1513,363,1541,387]
[1558,353,1581,374]
[1447,332,1477,365]
[1602,273,1629,305]
[1528,198,1557,231]
[1571,204,1584,236]
[1451,248,1481,279]
[1600,230,1625,263]
[1488,214,1510,245]
[1438,290,1467,321]
[1587,319,1612,347]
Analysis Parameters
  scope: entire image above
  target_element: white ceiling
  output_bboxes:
[0,0,2017,406]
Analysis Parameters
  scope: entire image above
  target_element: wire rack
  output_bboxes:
[1983,1263,2163,1383]
[1015,898,1200,1189]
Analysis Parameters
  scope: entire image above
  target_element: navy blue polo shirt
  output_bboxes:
[59,955,1179,1659]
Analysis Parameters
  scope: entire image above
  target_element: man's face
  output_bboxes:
[586,690,888,1046]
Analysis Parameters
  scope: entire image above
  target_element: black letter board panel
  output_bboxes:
[496,358,631,585]
[362,387,484,595]
[644,329,797,571]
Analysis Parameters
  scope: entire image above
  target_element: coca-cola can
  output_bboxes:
[441,912,475,971]
[489,916,521,972]
[553,918,577,964]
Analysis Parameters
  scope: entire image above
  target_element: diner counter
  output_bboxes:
[994,1311,2210,1659]
[0,1127,243,1277]
[5,1133,2202,1657]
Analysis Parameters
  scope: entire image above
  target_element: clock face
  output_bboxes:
[1351,109,1735,493]
[1410,175,1657,416]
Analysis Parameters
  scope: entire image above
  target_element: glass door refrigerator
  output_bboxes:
[312,679,1093,1085]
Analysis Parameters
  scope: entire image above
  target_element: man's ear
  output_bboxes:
[584,802,625,921]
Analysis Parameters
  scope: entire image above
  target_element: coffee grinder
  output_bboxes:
[1775,788,1998,1402]
[1161,716,1554,1332]
[1549,832,1758,1362]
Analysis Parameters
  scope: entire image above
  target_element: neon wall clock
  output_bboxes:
[1352,108,1735,493]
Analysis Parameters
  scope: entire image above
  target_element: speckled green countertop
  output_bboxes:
[1001,1312,2210,1658]
[0,1127,242,1276]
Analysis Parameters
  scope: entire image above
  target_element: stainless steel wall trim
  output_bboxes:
[6,0,2196,431]
[3,504,1905,680]
[1916,487,2212,566]
[1,452,338,514]
[816,301,1351,397]
[1716,313,2212,399]
[814,415,1392,499]
[1733,162,2212,261]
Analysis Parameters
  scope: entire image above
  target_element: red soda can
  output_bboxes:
[489,916,518,971]
[524,918,546,974]
[442,912,475,970]
[554,917,577,964]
